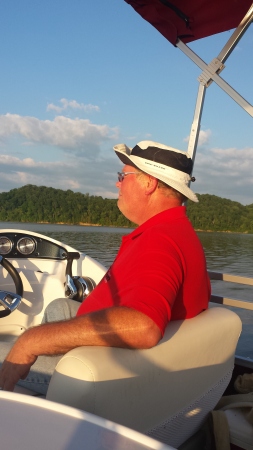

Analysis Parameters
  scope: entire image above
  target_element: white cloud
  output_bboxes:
[0,114,119,157]
[0,153,121,198]
[184,129,211,147]
[193,146,253,204]
[182,129,252,204]
[46,98,100,113]
[1,155,36,167]
[0,115,252,205]
[198,129,211,146]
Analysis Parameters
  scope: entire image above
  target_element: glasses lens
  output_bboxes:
[118,172,123,182]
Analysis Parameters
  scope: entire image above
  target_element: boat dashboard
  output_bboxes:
[0,232,69,260]
[0,229,106,329]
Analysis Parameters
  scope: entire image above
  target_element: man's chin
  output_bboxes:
[117,199,125,215]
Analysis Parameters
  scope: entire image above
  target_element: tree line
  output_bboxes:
[0,185,252,233]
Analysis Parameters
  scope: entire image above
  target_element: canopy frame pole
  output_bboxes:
[186,84,206,162]
[176,5,253,118]
[217,3,253,63]
[175,3,253,179]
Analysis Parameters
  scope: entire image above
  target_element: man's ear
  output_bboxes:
[144,175,158,195]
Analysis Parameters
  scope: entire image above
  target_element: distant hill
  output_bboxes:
[187,194,253,233]
[0,185,252,233]
[0,185,134,228]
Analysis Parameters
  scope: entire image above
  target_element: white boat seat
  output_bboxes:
[46,306,242,448]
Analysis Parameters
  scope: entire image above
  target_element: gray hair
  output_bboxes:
[136,170,187,203]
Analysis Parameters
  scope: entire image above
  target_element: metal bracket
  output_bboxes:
[65,274,77,298]
[198,58,225,87]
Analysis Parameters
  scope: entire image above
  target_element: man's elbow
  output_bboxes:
[137,323,162,349]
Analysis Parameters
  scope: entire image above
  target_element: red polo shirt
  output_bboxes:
[77,206,210,335]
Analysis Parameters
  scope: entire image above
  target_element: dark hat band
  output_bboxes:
[131,145,193,175]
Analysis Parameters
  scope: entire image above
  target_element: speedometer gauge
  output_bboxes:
[0,236,13,255]
[17,237,36,255]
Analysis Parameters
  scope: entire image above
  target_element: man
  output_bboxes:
[0,140,210,394]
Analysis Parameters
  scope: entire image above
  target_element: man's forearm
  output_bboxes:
[0,307,162,391]
[15,306,162,357]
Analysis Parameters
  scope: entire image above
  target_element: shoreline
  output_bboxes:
[0,220,252,234]
[0,220,134,230]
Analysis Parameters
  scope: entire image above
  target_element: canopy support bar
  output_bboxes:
[176,38,253,118]
[187,84,206,161]
[217,3,253,63]
[177,2,253,176]
[176,3,253,118]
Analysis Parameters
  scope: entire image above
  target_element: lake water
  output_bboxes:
[1,221,253,360]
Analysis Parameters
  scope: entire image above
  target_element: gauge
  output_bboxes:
[0,236,13,255]
[17,237,36,255]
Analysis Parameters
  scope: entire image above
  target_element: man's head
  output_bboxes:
[114,140,198,203]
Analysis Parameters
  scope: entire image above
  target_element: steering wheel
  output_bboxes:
[0,256,23,318]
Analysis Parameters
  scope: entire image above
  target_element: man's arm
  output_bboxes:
[0,306,162,391]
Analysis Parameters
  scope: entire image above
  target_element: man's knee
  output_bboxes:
[42,298,79,323]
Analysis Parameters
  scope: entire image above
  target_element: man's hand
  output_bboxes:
[0,339,37,391]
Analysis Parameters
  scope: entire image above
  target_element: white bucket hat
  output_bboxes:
[114,140,198,202]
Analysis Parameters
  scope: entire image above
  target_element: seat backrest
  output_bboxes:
[47,307,242,448]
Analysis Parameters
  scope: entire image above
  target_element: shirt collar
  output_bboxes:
[123,206,187,242]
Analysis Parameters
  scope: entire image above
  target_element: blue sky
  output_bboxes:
[0,0,252,205]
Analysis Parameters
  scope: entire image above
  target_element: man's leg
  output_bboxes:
[0,298,80,395]
[42,297,80,323]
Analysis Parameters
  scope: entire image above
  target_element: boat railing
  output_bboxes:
[208,271,253,311]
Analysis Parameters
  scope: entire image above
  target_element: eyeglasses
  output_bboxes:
[117,172,139,182]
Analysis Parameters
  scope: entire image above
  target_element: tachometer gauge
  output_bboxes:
[0,236,13,255]
[17,237,36,255]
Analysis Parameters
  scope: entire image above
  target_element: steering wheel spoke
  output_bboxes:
[0,291,22,313]
[0,256,23,318]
